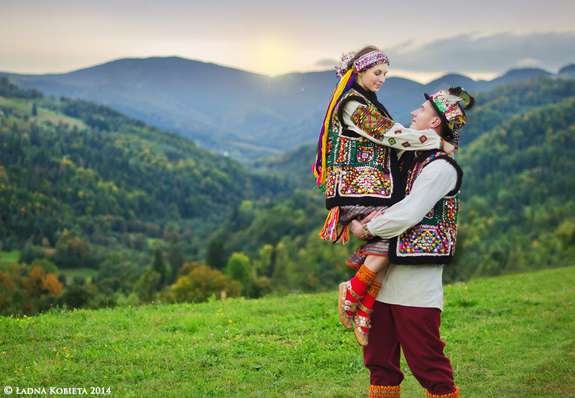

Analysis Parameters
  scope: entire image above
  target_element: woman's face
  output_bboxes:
[357,63,389,92]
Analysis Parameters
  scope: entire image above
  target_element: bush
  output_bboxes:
[169,263,240,303]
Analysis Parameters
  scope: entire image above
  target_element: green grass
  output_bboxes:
[0,250,20,270]
[1,267,574,398]
[0,96,86,129]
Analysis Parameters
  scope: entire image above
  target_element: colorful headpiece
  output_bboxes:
[424,87,475,145]
[335,50,390,78]
[353,50,390,73]
[315,50,390,189]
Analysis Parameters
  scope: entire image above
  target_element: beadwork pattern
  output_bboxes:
[338,166,392,197]
[353,50,390,72]
[324,89,395,200]
[356,144,374,163]
[395,152,460,259]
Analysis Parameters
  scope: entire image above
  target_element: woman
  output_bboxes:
[313,46,453,345]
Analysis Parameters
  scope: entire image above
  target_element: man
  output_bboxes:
[350,87,474,398]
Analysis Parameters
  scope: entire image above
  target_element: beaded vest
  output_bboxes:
[389,150,463,265]
[324,85,401,209]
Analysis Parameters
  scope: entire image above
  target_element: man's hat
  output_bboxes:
[424,87,475,143]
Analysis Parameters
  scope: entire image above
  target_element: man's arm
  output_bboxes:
[361,159,458,239]
[342,101,449,152]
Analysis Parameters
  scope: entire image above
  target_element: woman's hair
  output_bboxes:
[342,45,380,74]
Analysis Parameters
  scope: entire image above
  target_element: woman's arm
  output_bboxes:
[342,100,445,151]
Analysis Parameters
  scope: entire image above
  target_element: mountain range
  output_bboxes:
[2,57,574,160]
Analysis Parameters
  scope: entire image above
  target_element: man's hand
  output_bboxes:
[442,139,455,155]
[351,220,373,241]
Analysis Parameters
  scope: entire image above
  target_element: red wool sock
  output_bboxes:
[357,280,382,334]
[345,264,377,317]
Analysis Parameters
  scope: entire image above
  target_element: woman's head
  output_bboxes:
[357,63,389,92]
[336,45,390,92]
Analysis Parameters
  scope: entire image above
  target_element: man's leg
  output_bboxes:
[391,305,459,397]
[363,301,403,398]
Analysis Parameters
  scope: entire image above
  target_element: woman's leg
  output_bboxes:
[352,255,389,345]
[339,254,388,329]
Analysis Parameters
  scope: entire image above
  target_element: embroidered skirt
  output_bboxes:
[340,206,390,269]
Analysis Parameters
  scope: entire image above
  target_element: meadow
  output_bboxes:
[1,267,574,397]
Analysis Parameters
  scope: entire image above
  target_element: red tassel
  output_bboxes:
[320,207,340,242]
[319,207,350,244]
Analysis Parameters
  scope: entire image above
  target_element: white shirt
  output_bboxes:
[365,159,458,310]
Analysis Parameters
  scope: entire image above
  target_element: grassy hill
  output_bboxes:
[1,267,574,397]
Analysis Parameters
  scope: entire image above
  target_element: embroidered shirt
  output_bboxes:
[365,159,458,310]
[342,100,442,150]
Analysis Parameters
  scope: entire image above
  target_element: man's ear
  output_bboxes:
[431,117,442,129]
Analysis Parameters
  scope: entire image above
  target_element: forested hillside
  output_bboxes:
[0,78,292,314]
[2,56,569,160]
[1,76,574,315]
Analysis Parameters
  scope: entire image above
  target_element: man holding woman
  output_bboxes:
[314,46,474,398]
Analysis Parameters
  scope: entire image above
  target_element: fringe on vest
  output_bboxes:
[319,207,350,244]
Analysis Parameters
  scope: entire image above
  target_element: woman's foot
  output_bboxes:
[353,310,372,346]
[352,280,381,346]
[338,282,355,329]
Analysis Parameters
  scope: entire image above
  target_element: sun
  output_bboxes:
[253,37,294,76]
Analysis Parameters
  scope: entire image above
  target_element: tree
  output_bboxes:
[169,264,240,303]
[152,248,168,287]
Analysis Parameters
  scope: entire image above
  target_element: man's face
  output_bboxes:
[410,100,441,131]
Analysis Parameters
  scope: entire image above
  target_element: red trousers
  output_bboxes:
[363,301,457,395]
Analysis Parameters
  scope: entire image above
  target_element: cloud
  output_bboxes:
[315,58,337,68]
[387,31,575,73]
[516,58,542,67]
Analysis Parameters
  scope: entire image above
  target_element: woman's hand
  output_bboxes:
[442,139,456,155]
[360,210,383,224]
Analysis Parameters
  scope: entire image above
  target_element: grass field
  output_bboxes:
[0,96,86,129]
[0,250,20,270]
[1,267,574,398]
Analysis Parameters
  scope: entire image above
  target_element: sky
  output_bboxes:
[2,0,575,83]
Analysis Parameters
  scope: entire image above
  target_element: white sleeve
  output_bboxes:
[365,159,458,239]
[341,100,442,151]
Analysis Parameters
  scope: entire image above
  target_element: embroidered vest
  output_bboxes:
[324,87,401,209]
[389,151,463,265]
